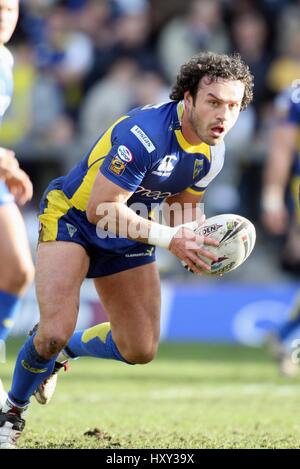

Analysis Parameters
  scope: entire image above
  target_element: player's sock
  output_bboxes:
[0,290,21,340]
[8,335,56,406]
[66,322,130,363]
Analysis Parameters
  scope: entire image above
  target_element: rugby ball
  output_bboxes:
[183,213,256,276]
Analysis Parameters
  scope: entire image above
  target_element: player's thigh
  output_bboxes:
[94,262,161,357]
[35,241,90,342]
[0,203,34,293]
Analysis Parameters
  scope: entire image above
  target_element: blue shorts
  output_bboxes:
[38,183,156,278]
[0,180,14,206]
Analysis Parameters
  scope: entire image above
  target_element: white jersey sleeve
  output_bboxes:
[193,141,225,192]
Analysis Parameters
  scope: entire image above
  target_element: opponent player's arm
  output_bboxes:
[262,123,297,234]
[87,172,218,274]
[0,147,19,178]
[0,147,33,204]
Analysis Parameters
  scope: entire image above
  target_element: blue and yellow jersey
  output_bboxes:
[39,100,225,253]
[0,46,14,206]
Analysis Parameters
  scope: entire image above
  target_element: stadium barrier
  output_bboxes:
[11,282,299,346]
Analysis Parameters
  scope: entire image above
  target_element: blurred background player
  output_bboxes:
[262,84,300,376]
[0,0,34,406]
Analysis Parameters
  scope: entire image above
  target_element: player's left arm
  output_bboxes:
[0,147,33,205]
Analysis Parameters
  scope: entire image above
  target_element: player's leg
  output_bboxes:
[0,202,34,410]
[0,203,34,341]
[66,262,161,365]
[35,252,160,406]
[0,241,89,447]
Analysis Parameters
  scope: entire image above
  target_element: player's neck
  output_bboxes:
[181,112,203,146]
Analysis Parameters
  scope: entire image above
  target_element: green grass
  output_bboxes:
[1,339,300,449]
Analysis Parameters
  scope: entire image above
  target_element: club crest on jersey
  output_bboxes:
[152,155,177,177]
[109,157,126,176]
[193,159,204,179]
[117,145,133,163]
[66,223,77,238]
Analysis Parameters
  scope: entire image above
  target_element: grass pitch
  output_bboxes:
[1,339,300,449]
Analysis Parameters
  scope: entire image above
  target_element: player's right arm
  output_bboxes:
[86,171,219,275]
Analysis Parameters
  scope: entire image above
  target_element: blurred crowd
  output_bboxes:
[2,0,300,280]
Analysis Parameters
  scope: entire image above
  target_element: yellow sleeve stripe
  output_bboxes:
[185,187,205,196]
[70,115,129,212]
[87,115,129,167]
[174,129,211,160]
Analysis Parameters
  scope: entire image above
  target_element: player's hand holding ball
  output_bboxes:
[176,214,256,276]
[169,220,220,275]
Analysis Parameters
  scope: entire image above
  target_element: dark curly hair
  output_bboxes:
[170,52,254,111]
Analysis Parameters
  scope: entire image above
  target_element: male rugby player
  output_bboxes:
[0,52,253,448]
[0,0,34,409]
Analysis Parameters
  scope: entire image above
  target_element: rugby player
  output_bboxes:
[0,51,253,448]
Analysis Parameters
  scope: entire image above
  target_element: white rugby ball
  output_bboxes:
[183,213,256,276]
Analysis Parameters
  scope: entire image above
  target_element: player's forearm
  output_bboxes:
[262,126,296,211]
[87,201,187,248]
[262,149,294,211]
[264,149,292,190]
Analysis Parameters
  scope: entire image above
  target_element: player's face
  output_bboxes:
[184,76,245,146]
[0,0,19,45]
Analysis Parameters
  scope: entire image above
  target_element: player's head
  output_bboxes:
[0,0,19,46]
[170,52,254,146]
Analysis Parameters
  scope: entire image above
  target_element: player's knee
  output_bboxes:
[121,343,158,365]
[34,332,69,360]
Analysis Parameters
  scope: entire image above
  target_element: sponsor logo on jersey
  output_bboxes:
[135,185,176,200]
[117,145,133,163]
[130,125,156,153]
[152,155,177,177]
[109,157,126,176]
[193,159,204,179]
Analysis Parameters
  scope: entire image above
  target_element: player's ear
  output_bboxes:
[184,91,192,109]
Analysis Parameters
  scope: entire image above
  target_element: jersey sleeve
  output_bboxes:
[100,119,156,192]
[185,142,225,196]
